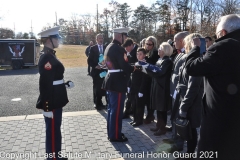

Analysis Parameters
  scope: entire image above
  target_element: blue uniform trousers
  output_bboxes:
[107,91,126,139]
[44,108,63,160]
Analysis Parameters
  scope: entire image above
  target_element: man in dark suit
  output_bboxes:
[162,31,188,153]
[186,14,240,159]
[85,41,94,75]
[88,34,107,110]
[122,38,138,119]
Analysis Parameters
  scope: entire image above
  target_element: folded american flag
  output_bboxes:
[138,61,161,73]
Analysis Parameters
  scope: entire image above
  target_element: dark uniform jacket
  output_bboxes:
[127,44,138,64]
[87,44,107,77]
[173,54,203,128]
[185,29,240,159]
[102,39,134,93]
[129,61,151,94]
[36,47,69,111]
[146,56,173,111]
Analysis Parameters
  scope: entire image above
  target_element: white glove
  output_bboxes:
[43,111,53,118]
[127,87,130,93]
[138,93,143,98]
[173,90,177,99]
[65,81,74,89]
[142,67,147,74]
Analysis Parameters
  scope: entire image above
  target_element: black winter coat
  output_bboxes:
[146,56,173,111]
[185,29,240,159]
[173,55,203,128]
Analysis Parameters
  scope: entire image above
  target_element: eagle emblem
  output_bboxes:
[9,45,25,57]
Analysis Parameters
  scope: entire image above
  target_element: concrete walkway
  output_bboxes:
[0,110,187,160]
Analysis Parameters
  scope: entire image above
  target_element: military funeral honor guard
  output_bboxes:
[0,4,240,159]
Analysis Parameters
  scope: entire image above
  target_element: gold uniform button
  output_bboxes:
[46,106,48,108]
[46,102,48,104]
[46,109,48,111]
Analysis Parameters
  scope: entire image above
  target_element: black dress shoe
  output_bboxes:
[129,121,135,125]
[150,127,160,132]
[109,136,128,142]
[162,138,174,144]
[154,129,166,136]
[165,126,172,132]
[166,145,183,153]
[62,158,68,160]
[132,122,143,127]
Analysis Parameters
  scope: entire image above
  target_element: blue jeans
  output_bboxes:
[44,108,63,160]
[107,91,126,139]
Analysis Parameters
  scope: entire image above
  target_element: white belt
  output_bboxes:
[108,69,123,73]
[53,79,64,85]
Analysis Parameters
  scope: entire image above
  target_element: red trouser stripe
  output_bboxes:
[51,110,56,160]
[115,93,121,139]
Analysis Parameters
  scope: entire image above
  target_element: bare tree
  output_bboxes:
[218,0,240,15]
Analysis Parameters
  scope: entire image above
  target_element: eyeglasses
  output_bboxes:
[145,43,153,46]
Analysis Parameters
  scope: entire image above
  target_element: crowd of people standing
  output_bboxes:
[83,14,240,160]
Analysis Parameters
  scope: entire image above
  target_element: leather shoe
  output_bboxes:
[165,126,172,132]
[166,145,183,153]
[129,121,135,125]
[162,138,174,144]
[109,134,128,142]
[153,129,166,136]
[62,158,68,160]
[132,122,143,127]
[150,127,160,132]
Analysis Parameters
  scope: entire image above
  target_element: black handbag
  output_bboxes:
[174,117,192,140]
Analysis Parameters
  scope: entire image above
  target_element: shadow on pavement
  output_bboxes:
[0,67,38,76]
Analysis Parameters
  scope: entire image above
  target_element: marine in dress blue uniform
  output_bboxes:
[102,28,137,142]
[36,26,70,160]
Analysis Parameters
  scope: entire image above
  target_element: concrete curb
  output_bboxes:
[0,110,101,121]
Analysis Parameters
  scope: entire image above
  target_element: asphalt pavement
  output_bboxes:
[0,67,99,117]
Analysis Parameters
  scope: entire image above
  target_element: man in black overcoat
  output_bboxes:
[185,14,240,160]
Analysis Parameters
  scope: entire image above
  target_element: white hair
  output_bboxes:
[216,14,240,33]
[159,42,173,56]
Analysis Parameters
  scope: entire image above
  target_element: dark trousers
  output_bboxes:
[156,111,167,130]
[145,93,154,119]
[124,92,133,115]
[87,65,91,74]
[132,94,145,123]
[187,128,198,153]
[92,75,105,106]
[44,108,62,160]
[107,91,126,139]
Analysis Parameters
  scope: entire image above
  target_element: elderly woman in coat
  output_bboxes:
[139,42,173,136]
[173,33,204,154]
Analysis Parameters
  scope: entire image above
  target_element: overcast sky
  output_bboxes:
[0,0,155,36]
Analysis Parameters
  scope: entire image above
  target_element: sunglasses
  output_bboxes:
[145,43,153,46]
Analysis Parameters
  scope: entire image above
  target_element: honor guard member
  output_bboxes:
[102,27,138,142]
[36,26,73,160]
